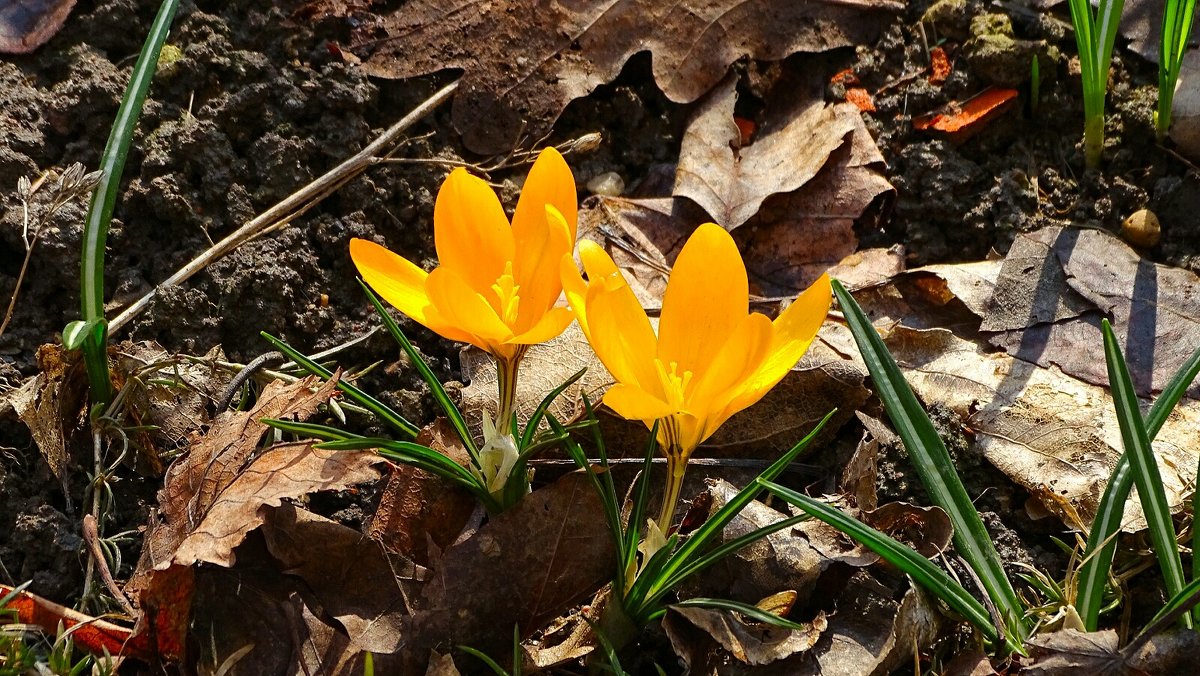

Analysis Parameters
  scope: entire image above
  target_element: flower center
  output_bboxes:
[490,262,521,326]
[654,359,693,412]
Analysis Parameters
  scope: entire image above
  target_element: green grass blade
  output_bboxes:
[640,410,835,609]
[761,480,1000,644]
[260,332,419,438]
[551,414,627,582]
[650,515,809,602]
[358,279,480,460]
[832,279,1028,646]
[1157,0,1197,139]
[1137,576,1200,642]
[261,418,360,441]
[1077,341,1200,629]
[625,422,661,581]
[1100,319,1189,627]
[456,645,509,676]
[670,597,809,631]
[520,367,587,449]
[318,437,487,498]
[77,0,182,406]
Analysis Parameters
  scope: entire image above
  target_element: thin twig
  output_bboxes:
[215,351,284,412]
[81,514,136,617]
[108,79,460,334]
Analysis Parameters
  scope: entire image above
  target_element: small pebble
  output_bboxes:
[586,171,625,196]
[1121,209,1160,248]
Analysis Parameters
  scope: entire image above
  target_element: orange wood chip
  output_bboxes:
[929,47,951,85]
[844,87,876,112]
[733,116,756,146]
[2,583,142,660]
[831,68,859,86]
[912,87,1018,141]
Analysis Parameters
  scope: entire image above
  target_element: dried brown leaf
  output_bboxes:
[0,0,76,54]
[981,226,1200,399]
[129,377,385,591]
[674,71,862,230]
[669,604,827,666]
[366,419,476,565]
[260,504,416,655]
[353,0,900,153]
[408,472,614,660]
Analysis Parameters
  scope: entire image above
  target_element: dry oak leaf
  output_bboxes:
[0,0,76,54]
[353,0,902,154]
[129,377,386,589]
[674,71,860,230]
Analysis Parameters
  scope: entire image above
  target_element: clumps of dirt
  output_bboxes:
[853,0,1191,270]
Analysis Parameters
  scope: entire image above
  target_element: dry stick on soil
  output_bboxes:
[107,80,460,334]
[81,514,135,617]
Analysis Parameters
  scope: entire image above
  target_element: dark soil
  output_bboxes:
[1,0,1198,672]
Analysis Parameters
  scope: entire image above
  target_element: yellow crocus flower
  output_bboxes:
[561,223,831,527]
[350,147,578,446]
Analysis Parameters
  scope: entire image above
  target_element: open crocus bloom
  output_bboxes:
[561,223,832,526]
[351,148,577,482]
[351,148,578,364]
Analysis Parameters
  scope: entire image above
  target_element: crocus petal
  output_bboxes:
[587,279,660,393]
[423,304,488,349]
[561,239,622,340]
[687,312,774,435]
[433,168,515,293]
[512,204,573,333]
[349,238,433,325]
[426,267,513,347]
[512,147,578,244]
[508,305,574,345]
[657,223,748,376]
[603,383,675,424]
[729,273,832,414]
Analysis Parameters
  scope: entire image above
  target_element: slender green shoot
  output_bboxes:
[260,332,420,438]
[1156,0,1197,141]
[1030,54,1041,117]
[561,406,834,647]
[1076,341,1200,630]
[670,597,810,631]
[1065,0,1126,168]
[70,0,181,407]
[1098,319,1189,628]
[832,279,1029,649]
[358,280,480,459]
[760,480,1000,646]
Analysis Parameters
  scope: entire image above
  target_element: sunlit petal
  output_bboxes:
[508,306,574,345]
[426,267,513,347]
[603,383,675,424]
[350,238,432,325]
[729,274,832,413]
[657,223,748,375]
[561,240,623,340]
[512,147,578,243]
[423,304,487,349]
[587,282,660,392]
[433,168,515,292]
[687,312,774,430]
[512,204,573,332]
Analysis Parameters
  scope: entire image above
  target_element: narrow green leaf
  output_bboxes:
[653,515,809,598]
[1077,340,1200,630]
[260,418,360,442]
[638,410,835,614]
[761,480,1000,645]
[78,0,182,407]
[1100,319,1189,628]
[1136,576,1200,644]
[671,597,809,631]
[832,279,1028,646]
[626,422,660,582]
[318,437,486,495]
[260,332,419,438]
[358,280,480,460]
[520,367,587,449]
[551,414,627,582]
[456,645,509,676]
